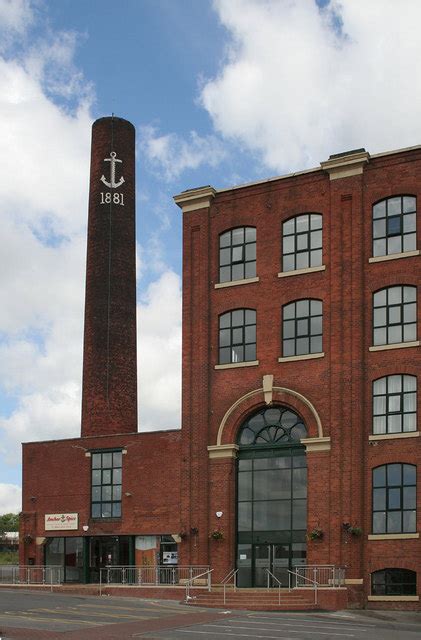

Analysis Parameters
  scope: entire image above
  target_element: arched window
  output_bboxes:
[219,227,256,283]
[372,464,416,534]
[373,286,417,346]
[237,406,308,588]
[371,569,416,596]
[282,214,322,272]
[283,299,322,357]
[372,196,416,257]
[373,375,417,434]
[219,309,256,364]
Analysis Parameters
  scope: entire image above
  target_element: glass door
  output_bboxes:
[253,543,303,588]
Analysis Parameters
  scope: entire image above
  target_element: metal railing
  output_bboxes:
[221,568,238,605]
[291,565,346,589]
[0,565,62,589]
[185,568,213,602]
[100,565,210,588]
[265,568,282,605]
[288,568,319,604]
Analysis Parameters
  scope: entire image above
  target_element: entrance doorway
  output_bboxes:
[254,543,306,587]
[236,406,308,588]
[89,536,131,583]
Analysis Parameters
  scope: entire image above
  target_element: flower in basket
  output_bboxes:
[308,528,323,541]
[209,529,224,540]
[342,522,362,537]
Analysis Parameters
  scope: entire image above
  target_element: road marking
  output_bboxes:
[202,624,355,637]
[248,615,376,627]
[0,613,101,626]
[28,607,149,620]
[231,619,368,632]
[80,602,195,614]
[171,631,296,638]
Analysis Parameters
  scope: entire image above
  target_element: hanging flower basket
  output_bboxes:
[209,529,224,540]
[342,522,362,537]
[308,528,324,541]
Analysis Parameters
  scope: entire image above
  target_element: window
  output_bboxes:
[371,569,416,596]
[373,286,417,346]
[282,214,322,272]
[91,450,122,518]
[282,299,322,357]
[219,309,256,364]
[219,227,256,283]
[373,196,416,257]
[372,463,416,534]
[373,375,417,434]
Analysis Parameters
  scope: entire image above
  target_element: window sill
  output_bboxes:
[278,265,326,278]
[368,595,419,602]
[369,341,420,352]
[215,360,259,370]
[369,250,420,263]
[215,277,259,289]
[369,432,419,441]
[368,533,419,540]
[278,352,324,363]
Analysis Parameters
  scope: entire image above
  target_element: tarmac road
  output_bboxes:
[0,589,420,640]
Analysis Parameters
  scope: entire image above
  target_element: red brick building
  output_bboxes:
[21,117,420,609]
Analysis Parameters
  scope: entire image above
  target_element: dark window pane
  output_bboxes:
[373,466,386,486]
[387,464,402,486]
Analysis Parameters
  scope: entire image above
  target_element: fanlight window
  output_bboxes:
[238,407,308,446]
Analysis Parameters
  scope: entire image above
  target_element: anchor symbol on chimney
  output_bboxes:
[100,151,125,189]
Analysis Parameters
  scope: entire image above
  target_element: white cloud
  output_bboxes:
[138,270,181,431]
[0,483,21,514]
[140,124,226,181]
[201,0,421,173]
[0,0,32,42]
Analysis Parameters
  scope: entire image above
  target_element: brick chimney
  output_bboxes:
[81,116,137,437]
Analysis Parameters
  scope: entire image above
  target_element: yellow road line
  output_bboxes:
[28,607,149,620]
[0,613,101,626]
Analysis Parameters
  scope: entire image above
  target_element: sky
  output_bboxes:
[0,0,420,514]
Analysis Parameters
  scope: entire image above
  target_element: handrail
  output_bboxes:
[185,568,214,602]
[288,569,318,604]
[221,568,238,605]
[265,568,282,605]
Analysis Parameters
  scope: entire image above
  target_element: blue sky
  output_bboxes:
[0,0,420,512]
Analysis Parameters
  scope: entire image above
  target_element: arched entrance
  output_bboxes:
[236,405,308,588]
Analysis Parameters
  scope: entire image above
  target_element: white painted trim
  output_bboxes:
[208,444,239,459]
[369,250,420,263]
[368,533,419,540]
[215,277,259,289]
[278,352,324,363]
[301,437,331,452]
[369,341,420,352]
[216,385,324,446]
[369,432,419,441]
[278,265,326,278]
[214,360,259,370]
